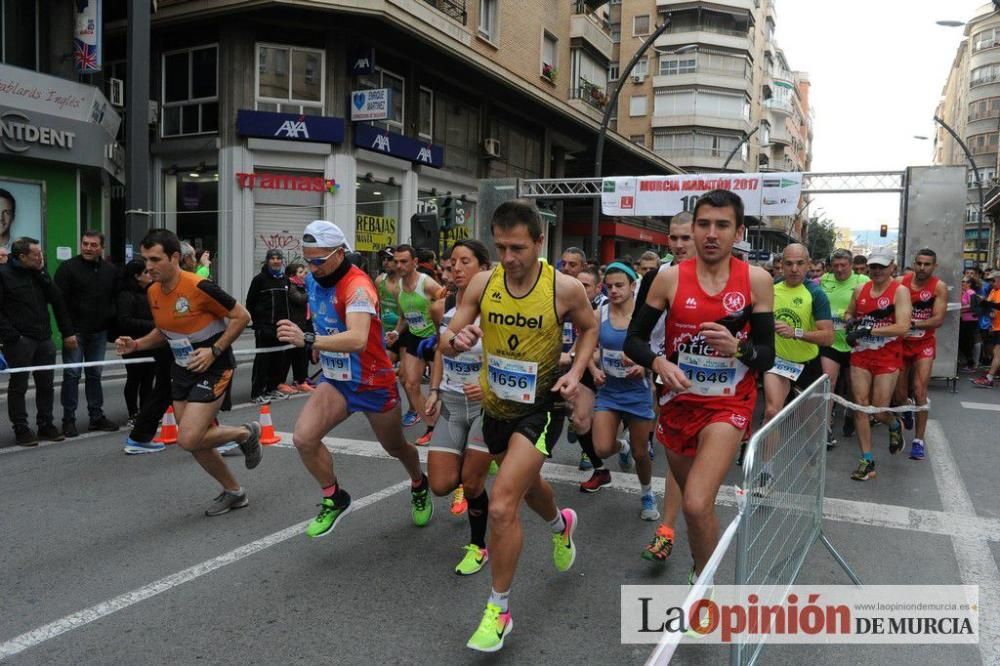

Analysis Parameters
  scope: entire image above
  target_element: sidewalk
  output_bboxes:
[0,332,261,396]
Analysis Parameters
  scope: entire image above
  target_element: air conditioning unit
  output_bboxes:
[483,137,501,157]
[632,74,645,84]
[109,78,124,107]
[148,100,159,126]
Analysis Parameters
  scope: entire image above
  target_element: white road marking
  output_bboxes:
[960,401,1000,412]
[269,432,1000,542]
[924,420,1000,665]
[0,481,408,660]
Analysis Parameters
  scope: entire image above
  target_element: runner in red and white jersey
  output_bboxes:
[844,249,912,481]
[625,189,775,583]
[892,249,947,461]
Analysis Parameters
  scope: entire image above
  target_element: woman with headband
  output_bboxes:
[588,261,659,523]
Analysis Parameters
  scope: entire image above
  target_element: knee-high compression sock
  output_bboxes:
[578,430,604,470]
[467,489,489,548]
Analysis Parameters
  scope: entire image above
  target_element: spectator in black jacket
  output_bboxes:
[279,262,314,392]
[53,230,121,437]
[0,237,76,446]
[117,260,158,422]
[246,249,291,402]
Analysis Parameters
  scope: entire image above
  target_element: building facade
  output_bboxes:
[98,0,685,296]
[0,1,123,272]
[606,0,812,249]
[934,2,1000,268]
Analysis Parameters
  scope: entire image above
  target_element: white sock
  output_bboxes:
[488,587,510,612]
[548,510,566,533]
[641,484,652,496]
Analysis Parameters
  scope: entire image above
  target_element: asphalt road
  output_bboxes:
[1,364,999,664]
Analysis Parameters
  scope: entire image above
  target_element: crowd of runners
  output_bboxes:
[12,186,992,653]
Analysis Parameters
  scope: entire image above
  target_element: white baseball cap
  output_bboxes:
[302,220,353,252]
[867,250,894,267]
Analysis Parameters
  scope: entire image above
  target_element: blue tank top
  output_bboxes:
[597,303,650,399]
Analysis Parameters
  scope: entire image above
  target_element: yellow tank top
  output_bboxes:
[479,260,562,419]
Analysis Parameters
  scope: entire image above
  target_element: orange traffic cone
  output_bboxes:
[155,406,178,444]
[259,403,281,445]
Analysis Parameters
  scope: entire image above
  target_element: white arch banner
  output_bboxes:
[601,173,803,217]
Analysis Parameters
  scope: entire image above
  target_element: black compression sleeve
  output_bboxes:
[737,311,776,372]
[624,303,665,370]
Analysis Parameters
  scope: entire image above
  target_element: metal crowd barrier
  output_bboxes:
[646,376,862,666]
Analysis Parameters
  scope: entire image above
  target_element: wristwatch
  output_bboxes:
[794,328,804,339]
[303,332,316,350]
[211,344,222,358]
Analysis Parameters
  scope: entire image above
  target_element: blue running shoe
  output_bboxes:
[402,410,422,427]
[909,439,926,461]
[123,438,166,455]
[901,399,914,430]
[578,452,593,471]
[617,438,633,471]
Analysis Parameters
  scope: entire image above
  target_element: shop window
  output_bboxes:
[357,67,404,133]
[161,45,219,137]
[355,179,401,277]
[1,0,38,70]
[419,87,434,140]
[256,43,324,115]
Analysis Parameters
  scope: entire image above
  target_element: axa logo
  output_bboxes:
[416,147,434,163]
[275,119,309,139]
[354,57,370,71]
[372,134,391,152]
[684,297,698,309]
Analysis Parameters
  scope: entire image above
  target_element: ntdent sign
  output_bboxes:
[0,111,75,152]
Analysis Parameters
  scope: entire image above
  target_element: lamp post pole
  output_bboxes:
[723,125,759,170]
[933,115,986,266]
[590,16,672,261]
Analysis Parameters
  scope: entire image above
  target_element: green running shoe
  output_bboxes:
[551,508,578,572]
[306,495,353,538]
[888,419,904,455]
[411,479,433,527]
[466,603,512,652]
[455,544,489,576]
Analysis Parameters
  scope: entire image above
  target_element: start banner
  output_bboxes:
[601,173,802,217]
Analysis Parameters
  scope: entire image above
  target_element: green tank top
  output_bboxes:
[377,274,400,329]
[398,273,435,338]
[820,272,870,352]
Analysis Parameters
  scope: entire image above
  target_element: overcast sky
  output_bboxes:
[777,0,989,235]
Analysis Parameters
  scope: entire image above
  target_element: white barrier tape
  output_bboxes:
[0,344,296,375]
[825,392,930,415]
[646,514,743,665]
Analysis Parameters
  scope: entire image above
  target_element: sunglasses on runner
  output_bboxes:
[306,248,342,266]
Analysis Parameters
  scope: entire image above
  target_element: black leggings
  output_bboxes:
[123,358,156,416]
[959,320,978,367]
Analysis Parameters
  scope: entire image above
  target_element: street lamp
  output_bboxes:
[917,120,986,265]
[590,15,679,260]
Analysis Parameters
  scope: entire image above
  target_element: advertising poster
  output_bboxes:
[0,178,44,251]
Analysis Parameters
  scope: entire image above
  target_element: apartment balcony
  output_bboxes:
[571,12,614,61]
[653,68,751,93]
[768,122,794,146]
[421,0,467,24]
[651,112,751,133]
[764,96,794,115]
[569,80,608,122]
[656,29,752,54]
[654,147,747,171]
[656,0,757,12]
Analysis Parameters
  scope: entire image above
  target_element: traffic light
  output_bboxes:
[410,212,439,250]
[879,224,888,238]
[439,196,457,231]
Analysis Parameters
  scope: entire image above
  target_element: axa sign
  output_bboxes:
[236,110,344,144]
[0,111,76,153]
[353,124,444,169]
[275,119,309,139]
